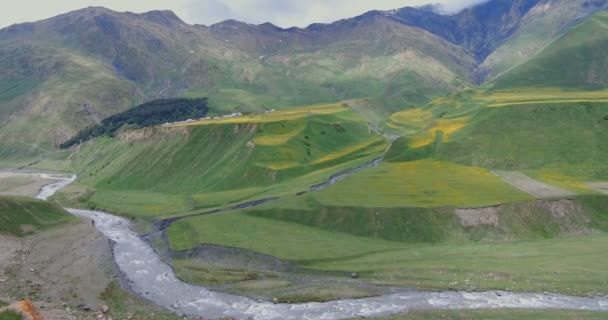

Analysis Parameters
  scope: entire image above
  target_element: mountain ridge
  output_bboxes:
[0,0,607,164]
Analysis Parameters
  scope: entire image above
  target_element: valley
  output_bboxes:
[2,0,608,319]
[2,171,608,320]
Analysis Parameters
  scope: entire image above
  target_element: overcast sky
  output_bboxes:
[0,0,489,29]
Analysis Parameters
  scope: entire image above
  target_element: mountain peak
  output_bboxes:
[49,7,184,27]
[211,19,254,29]
[140,10,184,26]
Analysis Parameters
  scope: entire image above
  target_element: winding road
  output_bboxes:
[30,174,608,320]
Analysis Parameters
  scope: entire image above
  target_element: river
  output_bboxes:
[29,174,608,320]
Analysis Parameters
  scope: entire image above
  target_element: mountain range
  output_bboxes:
[4,1,608,314]
[0,0,607,164]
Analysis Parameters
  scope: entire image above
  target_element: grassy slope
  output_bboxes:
[437,101,608,179]
[0,44,141,166]
[187,17,475,113]
[382,88,608,182]
[169,195,608,295]
[0,7,476,167]
[492,11,608,90]
[166,87,608,296]
[171,193,605,251]
[478,0,599,82]
[0,196,75,237]
[311,160,531,208]
[61,104,387,217]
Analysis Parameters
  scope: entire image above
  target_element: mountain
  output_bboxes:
[0,7,475,164]
[0,0,607,165]
[387,0,541,59]
[5,2,608,310]
[492,9,608,89]
[480,0,608,81]
[0,7,244,164]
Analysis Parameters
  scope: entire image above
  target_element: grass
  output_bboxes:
[0,45,142,167]
[267,285,382,304]
[172,102,349,127]
[369,309,608,320]
[172,258,264,285]
[247,196,606,243]
[0,196,76,237]
[383,89,608,185]
[436,101,608,179]
[168,210,402,255]
[169,193,608,253]
[408,117,470,148]
[477,89,608,108]
[62,104,387,217]
[171,208,608,295]
[0,175,55,198]
[389,109,434,127]
[311,160,532,208]
[168,190,608,296]
[0,311,21,320]
[529,169,595,193]
[166,88,608,300]
[492,11,608,90]
[172,259,386,303]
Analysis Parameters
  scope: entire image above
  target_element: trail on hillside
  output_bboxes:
[587,182,608,195]
[493,171,577,198]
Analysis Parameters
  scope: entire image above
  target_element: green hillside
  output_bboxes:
[437,101,608,178]
[159,87,608,299]
[1,2,607,165]
[0,7,478,166]
[171,194,608,250]
[478,0,602,81]
[168,194,608,295]
[492,11,608,89]
[0,196,76,237]
[4,1,608,308]
[381,88,608,183]
[61,103,387,216]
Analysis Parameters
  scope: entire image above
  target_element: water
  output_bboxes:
[69,208,608,320]
[35,174,76,200]
[310,158,382,191]
[32,172,608,319]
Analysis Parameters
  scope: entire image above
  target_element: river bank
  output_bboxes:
[5,171,608,320]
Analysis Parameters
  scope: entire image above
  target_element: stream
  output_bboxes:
[29,173,608,319]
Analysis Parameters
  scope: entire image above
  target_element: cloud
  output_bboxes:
[0,0,492,29]
[184,0,492,27]
[436,0,491,14]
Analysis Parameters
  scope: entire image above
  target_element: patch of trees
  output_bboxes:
[61,98,209,149]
